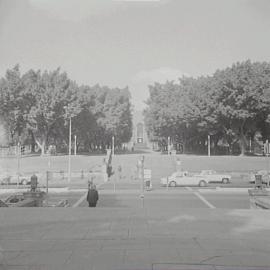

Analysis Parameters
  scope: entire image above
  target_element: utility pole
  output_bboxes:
[74,135,77,156]
[208,135,211,157]
[112,136,115,156]
[17,142,21,187]
[168,136,170,155]
[68,116,72,183]
[138,156,145,208]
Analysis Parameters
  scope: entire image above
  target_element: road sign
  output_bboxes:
[144,169,151,179]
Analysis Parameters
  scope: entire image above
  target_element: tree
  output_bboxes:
[0,65,29,145]
[24,68,81,155]
[144,60,270,156]
[211,61,270,155]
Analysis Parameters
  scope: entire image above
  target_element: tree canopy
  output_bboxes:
[144,60,270,155]
[0,65,133,154]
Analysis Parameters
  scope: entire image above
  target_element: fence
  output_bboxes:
[0,145,32,157]
[0,169,105,186]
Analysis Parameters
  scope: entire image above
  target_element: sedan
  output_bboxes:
[195,170,231,184]
[161,171,209,187]
[0,173,31,185]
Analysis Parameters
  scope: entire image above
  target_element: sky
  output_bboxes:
[0,0,270,110]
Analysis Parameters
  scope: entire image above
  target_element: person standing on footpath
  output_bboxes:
[87,184,99,207]
[30,173,38,192]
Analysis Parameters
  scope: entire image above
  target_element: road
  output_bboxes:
[45,185,251,209]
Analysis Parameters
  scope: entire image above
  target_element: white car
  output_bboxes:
[194,170,231,184]
[161,171,209,187]
[0,172,31,185]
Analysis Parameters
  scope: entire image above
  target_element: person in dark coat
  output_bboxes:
[30,173,38,192]
[87,184,99,207]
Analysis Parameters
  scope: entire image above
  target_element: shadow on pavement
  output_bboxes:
[95,194,128,208]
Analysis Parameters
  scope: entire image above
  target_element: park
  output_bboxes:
[1,59,270,268]
[2,0,270,269]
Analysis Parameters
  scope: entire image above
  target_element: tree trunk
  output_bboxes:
[182,141,186,154]
[30,131,36,153]
[35,139,46,156]
[239,126,247,156]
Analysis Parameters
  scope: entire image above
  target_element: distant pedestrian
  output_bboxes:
[87,184,99,207]
[117,165,122,180]
[30,173,38,192]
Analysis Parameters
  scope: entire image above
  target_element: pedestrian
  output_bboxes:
[117,165,122,180]
[30,173,38,192]
[87,184,99,207]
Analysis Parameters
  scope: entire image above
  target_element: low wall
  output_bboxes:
[249,188,270,209]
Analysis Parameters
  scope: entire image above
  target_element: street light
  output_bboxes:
[112,136,115,156]
[68,116,72,183]
[208,135,211,157]
[74,135,77,156]
[17,142,21,187]
[138,155,145,208]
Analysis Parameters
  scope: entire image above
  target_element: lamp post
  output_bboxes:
[17,142,21,187]
[139,155,145,208]
[168,136,170,155]
[112,136,115,156]
[74,135,77,156]
[68,116,72,183]
[208,135,211,157]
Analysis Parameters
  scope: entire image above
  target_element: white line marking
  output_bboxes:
[193,191,216,209]
[72,192,87,208]
[72,183,103,208]
[185,187,216,209]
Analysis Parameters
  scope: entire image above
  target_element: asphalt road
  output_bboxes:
[45,186,251,210]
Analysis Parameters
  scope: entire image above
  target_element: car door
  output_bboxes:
[207,171,216,182]
[175,175,185,186]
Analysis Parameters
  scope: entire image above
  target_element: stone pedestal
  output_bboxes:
[23,191,46,207]
[248,188,270,209]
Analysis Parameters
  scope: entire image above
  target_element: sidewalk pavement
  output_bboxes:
[1,207,270,270]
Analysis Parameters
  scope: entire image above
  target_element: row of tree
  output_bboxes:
[144,60,270,155]
[0,65,133,155]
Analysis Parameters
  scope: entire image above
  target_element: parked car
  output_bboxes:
[0,172,12,185]
[161,171,209,187]
[194,170,231,184]
[0,172,31,185]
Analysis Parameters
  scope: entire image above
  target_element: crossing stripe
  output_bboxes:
[72,192,87,208]
[185,187,216,209]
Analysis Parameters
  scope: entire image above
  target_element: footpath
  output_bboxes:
[1,177,270,269]
[1,205,270,269]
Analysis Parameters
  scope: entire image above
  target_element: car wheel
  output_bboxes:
[199,180,207,187]
[222,178,229,184]
[169,181,177,187]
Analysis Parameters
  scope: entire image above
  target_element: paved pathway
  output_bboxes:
[1,206,270,269]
